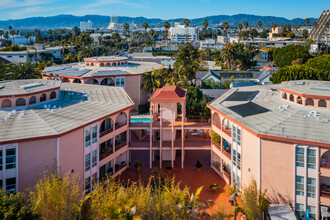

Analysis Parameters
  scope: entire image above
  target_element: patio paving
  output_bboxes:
[115,150,235,217]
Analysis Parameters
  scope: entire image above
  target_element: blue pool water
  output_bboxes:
[130,118,152,123]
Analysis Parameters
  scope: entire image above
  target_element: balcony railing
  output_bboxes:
[115,161,127,172]
[99,127,114,138]
[321,162,330,168]
[223,169,231,184]
[222,126,232,137]
[213,121,222,130]
[186,116,210,123]
[321,190,330,198]
[115,141,127,151]
[99,149,113,161]
[115,123,127,130]
[222,148,231,160]
[212,139,221,150]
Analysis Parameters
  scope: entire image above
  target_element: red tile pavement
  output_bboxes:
[115,150,236,217]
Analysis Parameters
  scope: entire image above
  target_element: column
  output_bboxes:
[181,102,185,169]
[159,104,163,169]
[171,110,174,168]
[149,104,153,169]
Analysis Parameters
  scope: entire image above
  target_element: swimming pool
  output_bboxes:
[130,118,152,123]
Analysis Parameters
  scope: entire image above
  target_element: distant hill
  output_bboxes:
[0,14,317,29]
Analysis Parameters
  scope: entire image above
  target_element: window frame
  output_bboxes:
[92,150,97,167]
[5,148,16,170]
[307,148,316,169]
[85,153,91,172]
[92,125,98,144]
[296,147,304,167]
[295,175,304,196]
[307,177,316,198]
[85,128,91,147]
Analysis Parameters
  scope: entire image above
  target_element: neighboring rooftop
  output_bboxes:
[84,56,128,62]
[268,204,297,220]
[279,80,330,98]
[42,61,163,78]
[0,79,61,97]
[0,81,134,143]
[149,85,187,103]
[208,81,330,145]
[196,70,263,82]
[200,89,229,100]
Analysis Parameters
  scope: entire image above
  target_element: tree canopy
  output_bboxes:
[272,44,310,68]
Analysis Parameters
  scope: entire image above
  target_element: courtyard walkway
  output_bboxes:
[116,150,236,217]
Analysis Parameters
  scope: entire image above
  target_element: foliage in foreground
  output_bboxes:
[272,44,310,68]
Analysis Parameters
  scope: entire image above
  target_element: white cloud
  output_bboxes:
[81,0,149,9]
[0,0,50,8]
[8,5,70,19]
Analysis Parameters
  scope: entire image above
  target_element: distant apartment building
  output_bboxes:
[41,56,163,111]
[200,39,225,50]
[208,80,330,220]
[0,44,62,63]
[80,20,93,32]
[168,23,199,41]
[309,10,330,46]
[0,79,133,194]
[243,39,304,48]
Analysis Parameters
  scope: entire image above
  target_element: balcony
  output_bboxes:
[212,139,221,150]
[320,185,330,206]
[99,148,113,161]
[115,141,127,151]
[223,168,231,184]
[212,121,222,130]
[222,140,231,160]
[99,127,114,138]
[222,125,232,137]
[115,161,127,173]
[321,162,330,168]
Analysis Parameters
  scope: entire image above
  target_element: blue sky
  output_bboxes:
[0,0,328,20]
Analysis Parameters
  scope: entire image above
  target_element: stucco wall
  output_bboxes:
[125,75,141,111]
[18,138,57,192]
[260,139,294,204]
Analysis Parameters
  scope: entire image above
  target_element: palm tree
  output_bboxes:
[222,22,229,36]
[8,26,12,32]
[4,32,9,40]
[7,62,40,79]
[0,63,9,81]
[142,68,163,94]
[243,21,249,29]
[124,23,129,37]
[237,23,243,32]
[163,21,170,43]
[24,33,30,45]
[305,18,310,26]
[10,29,15,44]
[72,26,79,37]
[313,22,318,28]
[203,19,208,34]
[166,65,188,87]
[142,22,149,32]
[294,24,300,33]
[271,23,277,31]
[59,29,65,40]
[220,44,235,70]
[0,30,3,39]
[47,29,53,42]
[257,20,262,29]
[183,19,190,41]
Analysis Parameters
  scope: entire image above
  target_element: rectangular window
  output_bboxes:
[237,128,241,146]
[233,171,236,184]
[115,77,125,87]
[237,175,241,190]
[6,177,16,194]
[85,129,91,147]
[307,178,316,198]
[92,173,97,190]
[0,150,2,171]
[307,149,316,169]
[307,206,316,220]
[295,176,304,196]
[232,126,237,143]
[296,147,304,167]
[237,152,241,170]
[6,148,16,170]
[85,177,91,194]
[85,153,91,172]
[233,149,237,167]
[0,179,2,189]
[92,150,97,167]
[295,203,305,219]
[92,126,98,144]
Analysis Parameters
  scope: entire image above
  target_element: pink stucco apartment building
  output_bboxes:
[208,80,330,219]
[40,56,163,112]
[0,79,134,194]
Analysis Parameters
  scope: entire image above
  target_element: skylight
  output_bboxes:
[20,83,44,89]
[311,86,330,91]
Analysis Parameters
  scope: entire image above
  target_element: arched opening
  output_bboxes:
[91,63,94,66]
[100,118,114,137]
[289,94,294,102]
[115,112,127,129]
[318,99,327,108]
[113,62,116,66]
[1,99,12,108]
[73,79,81,83]
[29,96,36,105]
[297,96,302,105]
[86,63,90,66]
[282,92,287,99]
[106,63,111,66]
[305,98,314,106]
[85,79,99,85]
[16,98,26,106]
[100,78,115,86]
[213,112,221,129]
[50,91,57,99]
[222,118,231,136]
[61,78,70,83]
[100,63,105,67]
[40,93,46,102]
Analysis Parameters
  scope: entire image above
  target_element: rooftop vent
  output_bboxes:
[20,83,44,89]
[311,86,330,91]
[295,81,305,85]
[0,86,4,89]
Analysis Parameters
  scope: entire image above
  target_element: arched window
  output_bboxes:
[91,63,94,66]
[61,78,70,83]
[213,112,221,129]
[40,93,46,102]
[305,98,314,106]
[50,91,57,99]
[85,79,99,85]
[100,63,105,67]
[282,92,287,99]
[16,98,26,106]
[1,99,12,108]
[100,78,115,86]
[296,96,302,105]
[86,63,90,66]
[289,94,294,102]
[113,62,116,66]
[73,79,81,83]
[115,112,127,129]
[100,118,114,137]
[29,96,37,105]
[318,99,327,108]
[106,63,111,66]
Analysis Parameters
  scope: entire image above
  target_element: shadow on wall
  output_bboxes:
[266,185,293,208]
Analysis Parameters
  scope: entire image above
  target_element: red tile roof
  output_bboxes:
[149,85,187,103]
